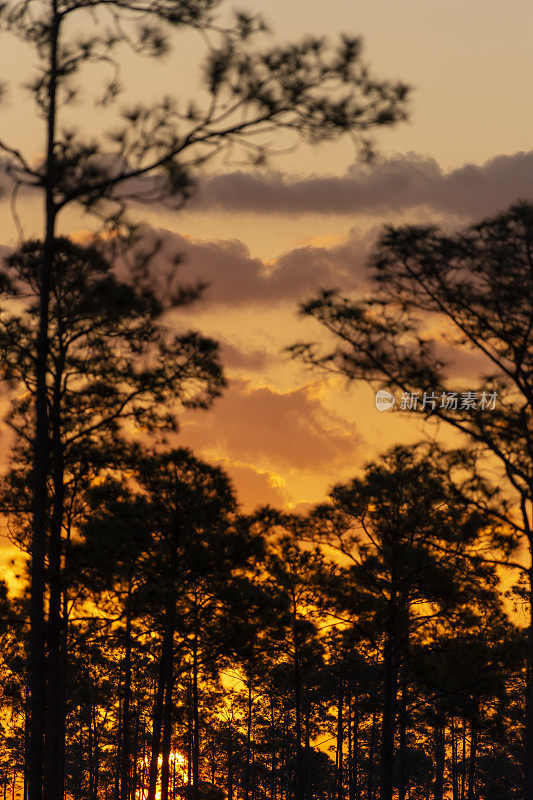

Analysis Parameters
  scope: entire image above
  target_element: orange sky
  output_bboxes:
[0,0,532,537]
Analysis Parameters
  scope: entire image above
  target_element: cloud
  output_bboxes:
[219,341,274,372]
[4,149,533,223]
[220,461,288,511]
[177,379,359,472]
[131,225,374,309]
[190,150,533,218]
[433,343,493,380]
[129,150,533,312]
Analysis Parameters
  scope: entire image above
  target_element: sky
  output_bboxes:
[1,0,532,528]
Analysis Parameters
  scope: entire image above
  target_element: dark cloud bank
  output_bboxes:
[191,150,533,217]
[3,148,532,221]
[141,149,533,311]
[136,226,375,309]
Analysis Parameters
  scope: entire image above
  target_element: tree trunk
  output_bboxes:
[281,719,287,800]
[187,670,192,797]
[88,709,95,800]
[380,629,401,800]
[120,584,133,800]
[467,720,477,800]
[24,687,30,800]
[251,742,256,800]
[131,711,141,800]
[451,718,459,800]
[304,700,311,800]
[270,699,276,800]
[368,708,377,800]
[347,695,352,800]
[173,750,177,799]
[78,720,84,800]
[460,715,467,800]
[526,567,533,800]
[148,599,175,800]
[336,678,344,800]
[160,651,176,800]
[115,702,123,800]
[192,630,200,800]
[227,723,233,800]
[352,705,360,800]
[433,722,445,800]
[30,6,61,800]
[44,345,68,800]
[244,675,253,800]
[347,694,358,800]
[93,706,101,800]
[293,614,304,800]
[397,671,408,800]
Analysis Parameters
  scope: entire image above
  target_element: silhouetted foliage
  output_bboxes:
[291,200,533,799]
[0,3,410,798]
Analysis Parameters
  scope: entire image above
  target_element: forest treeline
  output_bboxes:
[0,211,529,800]
[0,215,529,800]
[0,2,531,800]
[0,438,527,800]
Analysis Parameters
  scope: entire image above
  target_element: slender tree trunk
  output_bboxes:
[380,628,401,800]
[148,599,175,800]
[304,700,311,800]
[133,747,139,800]
[280,719,288,800]
[44,349,67,800]
[77,721,84,800]
[30,6,61,800]
[293,611,304,800]
[187,670,192,798]
[352,706,360,800]
[368,708,377,800]
[526,567,533,800]
[160,652,176,800]
[120,585,134,800]
[460,715,467,800]
[336,678,344,800]
[397,674,408,800]
[347,695,353,800]
[173,750,177,799]
[88,708,95,800]
[24,687,30,800]
[433,722,445,800]
[115,702,123,800]
[93,707,101,800]
[227,723,233,800]
[131,711,141,800]
[270,699,276,800]
[192,630,200,800]
[451,718,459,800]
[467,719,477,800]
[141,720,148,798]
[251,742,256,800]
[244,675,253,800]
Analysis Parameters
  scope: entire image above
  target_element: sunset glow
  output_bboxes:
[136,753,188,800]
[0,2,531,800]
